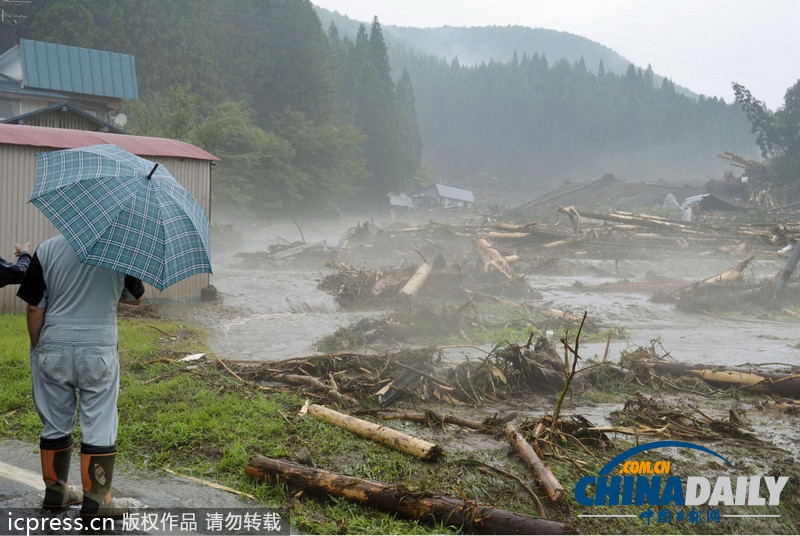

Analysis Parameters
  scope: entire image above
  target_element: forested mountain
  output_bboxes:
[316,7,760,193]
[3,0,760,214]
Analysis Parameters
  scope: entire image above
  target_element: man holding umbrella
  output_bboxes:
[17,143,212,517]
[18,234,145,514]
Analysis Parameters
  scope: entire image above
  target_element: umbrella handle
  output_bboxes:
[147,164,159,180]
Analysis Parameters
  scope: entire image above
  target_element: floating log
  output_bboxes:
[505,424,566,502]
[306,403,443,460]
[246,456,576,534]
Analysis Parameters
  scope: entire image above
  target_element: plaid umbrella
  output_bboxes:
[32,144,212,290]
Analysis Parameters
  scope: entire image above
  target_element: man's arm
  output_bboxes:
[120,275,145,306]
[0,252,30,287]
[26,305,45,348]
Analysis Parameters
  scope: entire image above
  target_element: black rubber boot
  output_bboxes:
[80,445,126,518]
[40,435,82,509]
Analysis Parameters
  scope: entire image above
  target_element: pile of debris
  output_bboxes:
[234,337,568,407]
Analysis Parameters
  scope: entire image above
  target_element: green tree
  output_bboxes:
[125,85,199,141]
[194,101,305,214]
[273,109,369,211]
[243,0,337,127]
[395,68,423,183]
[26,1,96,47]
[734,80,800,198]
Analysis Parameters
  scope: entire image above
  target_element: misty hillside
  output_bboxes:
[316,5,757,192]
[315,7,694,96]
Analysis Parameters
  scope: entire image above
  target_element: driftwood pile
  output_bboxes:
[222,325,800,534]
[449,337,567,404]
[228,340,586,534]
[609,392,756,440]
[320,213,799,315]
[620,343,800,400]
[234,339,569,407]
[222,199,800,532]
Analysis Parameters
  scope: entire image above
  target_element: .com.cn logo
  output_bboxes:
[574,441,788,527]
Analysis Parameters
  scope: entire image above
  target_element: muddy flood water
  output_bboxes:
[174,215,800,368]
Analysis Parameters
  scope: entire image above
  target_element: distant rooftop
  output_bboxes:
[0,124,217,161]
[433,183,475,203]
[8,39,138,100]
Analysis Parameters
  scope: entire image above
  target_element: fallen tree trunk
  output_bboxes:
[557,206,583,234]
[376,409,483,430]
[269,373,327,390]
[474,236,513,280]
[399,262,433,298]
[271,240,327,260]
[486,231,530,240]
[246,455,577,534]
[505,424,566,502]
[306,403,443,460]
[647,360,800,399]
[701,253,755,284]
[579,210,711,233]
[541,231,598,249]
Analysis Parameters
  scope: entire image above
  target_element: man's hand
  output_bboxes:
[26,305,45,348]
[14,242,32,257]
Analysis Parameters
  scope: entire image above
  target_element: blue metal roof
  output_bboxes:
[19,39,138,100]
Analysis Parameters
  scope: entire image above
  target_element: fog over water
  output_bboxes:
[168,212,800,371]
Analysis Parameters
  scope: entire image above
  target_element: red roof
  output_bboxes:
[0,124,219,161]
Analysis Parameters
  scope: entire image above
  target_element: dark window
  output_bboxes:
[0,98,20,120]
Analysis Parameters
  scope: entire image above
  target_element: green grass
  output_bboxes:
[0,314,466,533]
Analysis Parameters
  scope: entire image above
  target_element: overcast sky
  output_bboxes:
[312,0,799,111]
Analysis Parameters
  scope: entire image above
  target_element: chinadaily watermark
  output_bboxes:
[1,508,290,535]
[574,440,787,528]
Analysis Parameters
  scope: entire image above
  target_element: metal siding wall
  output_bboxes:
[1,145,59,313]
[21,99,54,114]
[1,148,212,313]
[17,111,101,131]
